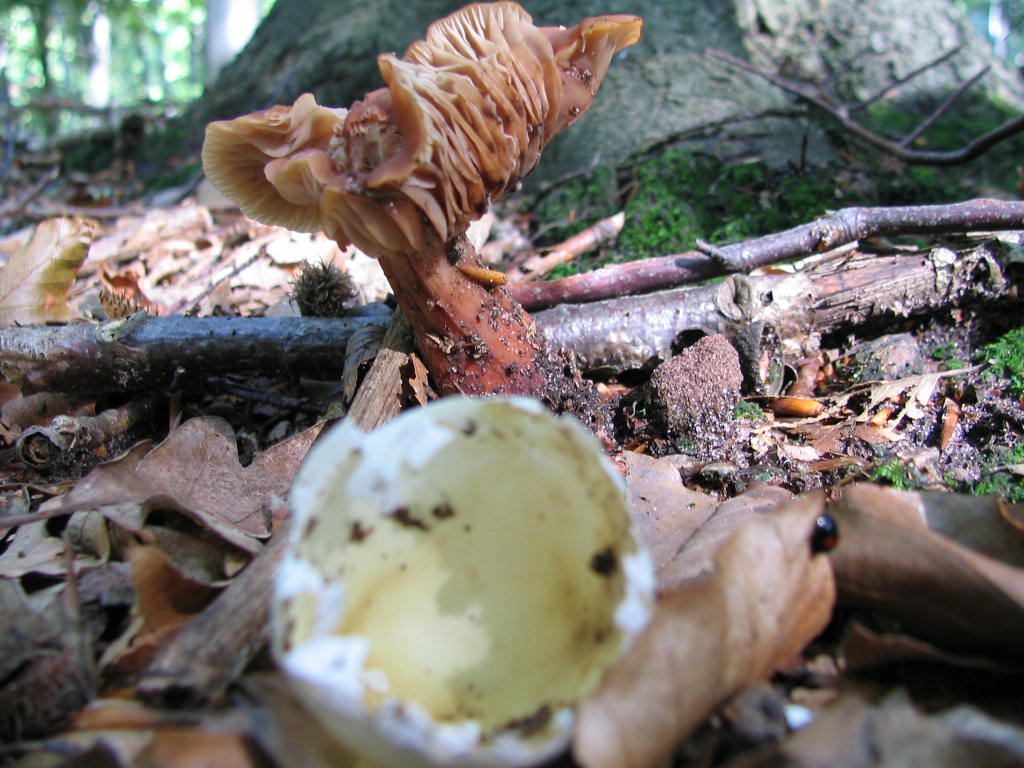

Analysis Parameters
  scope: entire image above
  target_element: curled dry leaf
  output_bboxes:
[828,483,1024,661]
[573,494,836,768]
[0,217,97,326]
[622,451,717,584]
[100,545,219,675]
[659,482,796,588]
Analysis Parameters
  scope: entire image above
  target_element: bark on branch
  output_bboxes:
[536,237,1014,372]
[0,307,390,394]
[510,199,1024,310]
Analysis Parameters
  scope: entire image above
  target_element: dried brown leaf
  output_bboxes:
[0,217,97,326]
[659,483,795,588]
[240,674,360,768]
[829,483,1024,660]
[776,689,1024,768]
[574,494,836,768]
[136,728,257,768]
[914,491,1024,566]
[101,545,219,675]
[622,451,717,583]
[839,620,1018,673]
[0,579,92,741]
[56,417,323,545]
[0,520,70,577]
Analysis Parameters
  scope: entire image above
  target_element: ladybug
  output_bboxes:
[810,514,839,554]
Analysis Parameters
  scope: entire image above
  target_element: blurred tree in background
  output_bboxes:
[0,0,1020,155]
[0,0,266,143]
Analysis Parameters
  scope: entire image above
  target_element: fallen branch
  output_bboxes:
[511,198,1024,310]
[0,307,391,395]
[2,209,1019,394]
[16,397,156,469]
[535,237,1014,372]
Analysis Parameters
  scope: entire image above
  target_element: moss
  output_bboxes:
[733,400,765,421]
[524,152,846,276]
[978,326,1024,396]
[961,443,1024,503]
[521,139,995,279]
[928,341,969,371]
[869,457,925,491]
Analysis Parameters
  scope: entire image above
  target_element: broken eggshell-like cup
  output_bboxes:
[274,396,655,767]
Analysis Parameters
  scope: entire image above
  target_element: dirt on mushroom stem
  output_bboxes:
[376,229,609,432]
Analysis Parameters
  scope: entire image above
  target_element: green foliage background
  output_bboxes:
[0,0,270,139]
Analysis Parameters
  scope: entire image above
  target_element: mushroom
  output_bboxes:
[202,2,642,397]
[275,396,655,767]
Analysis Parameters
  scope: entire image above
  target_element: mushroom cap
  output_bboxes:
[202,93,347,232]
[275,396,654,767]
[202,3,642,257]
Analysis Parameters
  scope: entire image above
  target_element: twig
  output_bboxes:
[177,247,262,316]
[506,212,626,281]
[852,46,963,112]
[694,238,732,266]
[0,166,60,218]
[21,201,146,220]
[16,397,156,469]
[0,306,391,395]
[205,377,326,417]
[706,47,1024,166]
[899,66,989,148]
[510,198,1024,310]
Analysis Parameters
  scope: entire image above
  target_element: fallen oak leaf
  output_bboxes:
[0,519,70,578]
[907,490,1024,566]
[776,688,1024,768]
[135,727,258,768]
[828,483,1024,661]
[839,619,1020,674]
[239,674,361,768]
[573,494,836,768]
[0,578,94,741]
[50,417,324,546]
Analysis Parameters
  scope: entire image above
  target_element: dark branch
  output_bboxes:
[705,47,1024,166]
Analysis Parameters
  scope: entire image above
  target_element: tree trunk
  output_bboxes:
[87,8,111,108]
[173,0,1024,188]
[204,0,262,85]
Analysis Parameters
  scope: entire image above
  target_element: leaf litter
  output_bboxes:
[0,184,1022,765]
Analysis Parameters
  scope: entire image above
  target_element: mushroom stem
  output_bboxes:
[200,2,642,405]
[376,233,548,396]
